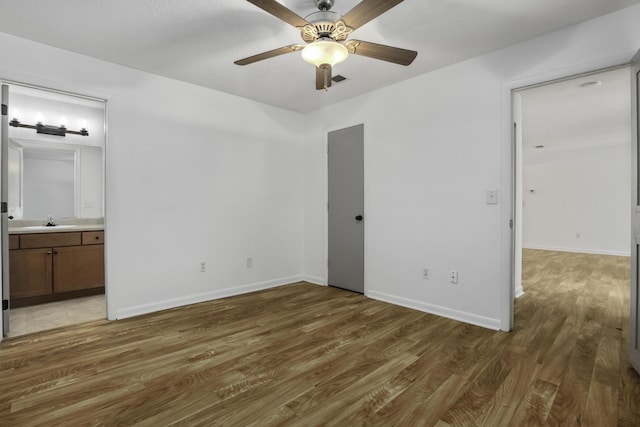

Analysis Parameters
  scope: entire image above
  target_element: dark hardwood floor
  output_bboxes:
[1,249,639,425]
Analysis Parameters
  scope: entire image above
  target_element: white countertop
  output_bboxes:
[9,224,105,234]
[9,220,104,235]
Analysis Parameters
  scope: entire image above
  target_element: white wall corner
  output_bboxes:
[302,275,326,286]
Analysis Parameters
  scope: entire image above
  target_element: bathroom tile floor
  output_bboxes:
[8,295,106,337]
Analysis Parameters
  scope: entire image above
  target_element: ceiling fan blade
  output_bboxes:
[346,40,417,66]
[316,64,332,91]
[341,0,404,31]
[246,0,310,28]
[235,45,304,66]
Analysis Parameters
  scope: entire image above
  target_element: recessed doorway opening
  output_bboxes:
[1,82,107,339]
[513,66,631,300]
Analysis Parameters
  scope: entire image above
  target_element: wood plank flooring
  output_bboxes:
[1,249,639,426]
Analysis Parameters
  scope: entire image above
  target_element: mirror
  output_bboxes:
[23,145,75,219]
[8,138,103,220]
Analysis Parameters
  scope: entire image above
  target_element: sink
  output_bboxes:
[22,225,76,230]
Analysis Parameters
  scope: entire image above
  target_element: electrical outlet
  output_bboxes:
[449,271,458,284]
[246,257,253,269]
[423,268,430,279]
[200,262,206,272]
[486,189,498,204]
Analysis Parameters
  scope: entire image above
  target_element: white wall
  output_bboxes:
[0,31,305,321]
[303,4,640,330]
[523,143,630,256]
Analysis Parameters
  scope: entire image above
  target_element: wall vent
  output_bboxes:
[332,75,347,83]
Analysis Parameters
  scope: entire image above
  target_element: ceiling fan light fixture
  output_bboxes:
[302,38,348,67]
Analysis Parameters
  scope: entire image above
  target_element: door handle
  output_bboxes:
[355,215,363,221]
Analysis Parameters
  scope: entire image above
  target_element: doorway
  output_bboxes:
[514,67,631,298]
[511,67,632,357]
[1,82,107,339]
[327,124,364,294]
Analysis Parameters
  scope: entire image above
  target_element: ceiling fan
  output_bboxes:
[235,0,417,91]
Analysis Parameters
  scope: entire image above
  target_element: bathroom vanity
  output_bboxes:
[8,226,104,308]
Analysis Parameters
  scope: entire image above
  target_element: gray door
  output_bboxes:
[631,50,640,375]
[1,83,10,338]
[328,124,364,293]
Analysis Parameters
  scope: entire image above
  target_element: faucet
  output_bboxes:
[46,215,56,227]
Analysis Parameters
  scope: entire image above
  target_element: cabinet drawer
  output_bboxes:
[82,231,104,245]
[20,232,82,249]
[9,235,20,250]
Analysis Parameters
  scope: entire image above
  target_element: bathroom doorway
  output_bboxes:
[1,82,107,338]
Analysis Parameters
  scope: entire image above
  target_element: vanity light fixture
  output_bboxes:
[9,116,89,137]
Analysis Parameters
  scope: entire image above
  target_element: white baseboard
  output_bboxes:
[523,244,630,257]
[515,286,525,299]
[115,275,303,320]
[302,275,325,286]
[367,290,502,331]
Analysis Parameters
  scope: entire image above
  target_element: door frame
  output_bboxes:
[0,76,111,342]
[324,122,367,294]
[1,84,9,337]
[500,52,638,331]
[630,49,640,373]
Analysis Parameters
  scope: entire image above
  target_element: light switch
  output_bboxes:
[486,189,498,205]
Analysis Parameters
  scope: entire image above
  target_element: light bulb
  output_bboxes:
[302,39,348,67]
[60,116,68,127]
[11,109,19,121]
[80,119,88,130]
[35,113,44,124]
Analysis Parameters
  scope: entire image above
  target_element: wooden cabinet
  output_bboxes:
[9,231,105,306]
[53,245,105,293]
[9,248,53,298]
[8,235,20,250]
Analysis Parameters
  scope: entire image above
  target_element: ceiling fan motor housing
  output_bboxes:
[315,0,334,11]
[302,10,350,42]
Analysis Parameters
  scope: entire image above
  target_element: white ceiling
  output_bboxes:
[520,67,631,160]
[0,0,638,113]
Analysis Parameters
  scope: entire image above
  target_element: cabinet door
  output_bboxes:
[53,245,105,293]
[9,248,53,298]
